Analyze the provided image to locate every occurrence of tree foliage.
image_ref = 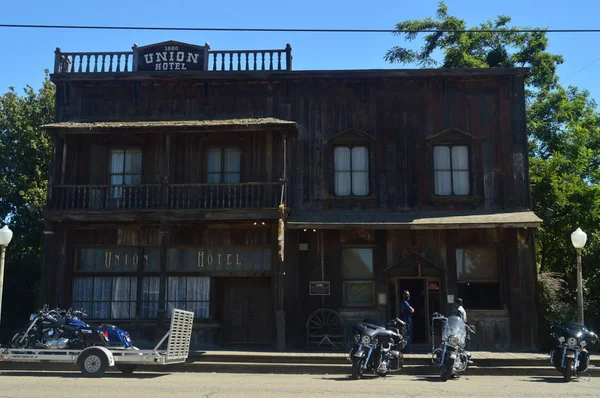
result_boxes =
[386,1,600,333]
[0,70,54,339]
[385,1,563,91]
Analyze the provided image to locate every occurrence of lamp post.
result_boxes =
[570,227,588,324]
[0,225,14,326]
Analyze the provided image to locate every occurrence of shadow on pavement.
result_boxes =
[320,375,380,382]
[0,371,169,379]
[526,376,571,383]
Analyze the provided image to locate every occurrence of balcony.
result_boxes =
[53,43,293,74]
[47,182,284,221]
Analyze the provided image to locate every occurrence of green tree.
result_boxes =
[0,70,54,339]
[386,1,600,333]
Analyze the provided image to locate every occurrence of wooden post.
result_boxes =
[60,138,68,185]
[203,42,210,71]
[285,44,292,71]
[131,44,139,72]
[54,47,62,73]
[157,220,169,332]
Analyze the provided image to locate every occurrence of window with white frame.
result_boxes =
[433,145,469,195]
[109,149,142,198]
[334,146,369,196]
[206,147,241,184]
[341,248,375,306]
[456,246,502,309]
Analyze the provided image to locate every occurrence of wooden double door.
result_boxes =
[222,278,274,344]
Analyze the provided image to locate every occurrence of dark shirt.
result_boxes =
[400,300,413,326]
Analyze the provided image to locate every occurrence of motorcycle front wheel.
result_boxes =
[10,332,31,349]
[440,358,454,382]
[562,358,574,382]
[351,357,366,380]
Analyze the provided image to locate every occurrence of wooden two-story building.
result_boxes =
[41,40,542,352]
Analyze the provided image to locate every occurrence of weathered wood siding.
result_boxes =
[54,75,530,212]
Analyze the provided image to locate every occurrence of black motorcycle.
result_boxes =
[549,321,598,381]
[349,318,407,380]
[11,305,107,349]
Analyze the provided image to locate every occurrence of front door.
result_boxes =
[223,278,273,344]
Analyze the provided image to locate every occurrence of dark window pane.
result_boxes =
[458,282,502,310]
[344,282,375,306]
[341,248,373,279]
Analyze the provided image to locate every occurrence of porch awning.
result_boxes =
[286,210,542,230]
[41,117,298,134]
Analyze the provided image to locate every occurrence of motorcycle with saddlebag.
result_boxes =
[349,318,408,380]
[549,321,597,382]
[10,305,133,350]
[431,312,475,381]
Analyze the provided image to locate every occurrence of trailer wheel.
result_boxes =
[116,364,137,375]
[78,349,108,378]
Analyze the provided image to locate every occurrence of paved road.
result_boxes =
[0,370,598,397]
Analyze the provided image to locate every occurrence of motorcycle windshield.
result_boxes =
[442,315,467,344]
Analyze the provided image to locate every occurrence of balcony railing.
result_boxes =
[51,183,284,211]
[54,44,292,74]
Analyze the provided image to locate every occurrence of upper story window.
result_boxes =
[110,149,142,198]
[206,147,241,184]
[433,145,470,195]
[334,146,369,196]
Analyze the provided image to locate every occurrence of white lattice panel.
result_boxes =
[165,308,194,363]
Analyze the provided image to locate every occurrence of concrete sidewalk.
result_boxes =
[1,349,598,376]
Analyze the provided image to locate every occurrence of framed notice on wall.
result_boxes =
[309,281,331,296]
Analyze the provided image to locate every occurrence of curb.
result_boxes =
[187,353,598,368]
[1,361,598,377]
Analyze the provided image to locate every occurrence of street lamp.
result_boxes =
[570,227,587,324]
[0,225,13,326]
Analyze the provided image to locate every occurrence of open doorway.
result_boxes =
[393,278,442,345]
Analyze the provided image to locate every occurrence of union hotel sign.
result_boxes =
[135,41,207,72]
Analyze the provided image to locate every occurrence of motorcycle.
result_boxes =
[10,305,132,350]
[549,321,598,382]
[349,318,407,380]
[65,308,133,348]
[431,312,475,381]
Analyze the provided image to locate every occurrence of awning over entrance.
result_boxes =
[286,210,542,230]
[41,117,298,134]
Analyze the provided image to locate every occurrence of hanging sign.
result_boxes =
[309,281,331,296]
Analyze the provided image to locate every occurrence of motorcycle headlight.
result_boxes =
[361,335,371,345]
[29,314,37,321]
[558,336,565,343]
[567,337,577,348]
[449,336,459,346]
[580,340,587,348]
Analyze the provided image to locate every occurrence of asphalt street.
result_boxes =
[0,371,598,397]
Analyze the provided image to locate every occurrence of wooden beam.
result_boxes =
[43,209,282,222]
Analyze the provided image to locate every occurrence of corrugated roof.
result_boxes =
[286,210,542,229]
[42,117,297,130]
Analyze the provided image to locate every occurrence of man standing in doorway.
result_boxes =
[454,297,467,323]
[400,290,414,353]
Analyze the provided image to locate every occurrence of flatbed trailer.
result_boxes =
[0,308,194,377]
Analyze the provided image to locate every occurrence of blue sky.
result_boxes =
[1,0,599,103]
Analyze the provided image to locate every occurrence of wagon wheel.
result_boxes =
[305,308,346,350]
